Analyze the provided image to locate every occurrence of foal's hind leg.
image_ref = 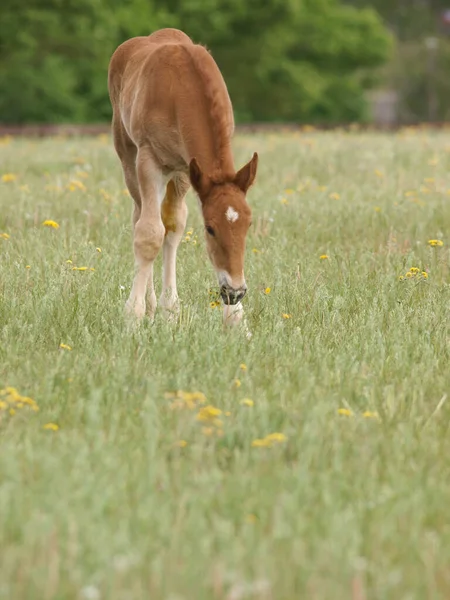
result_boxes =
[112,119,142,229]
[159,175,189,315]
[126,147,165,319]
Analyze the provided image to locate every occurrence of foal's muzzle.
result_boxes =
[220,285,247,305]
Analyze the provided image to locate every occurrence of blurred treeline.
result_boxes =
[348,0,450,123]
[0,0,448,125]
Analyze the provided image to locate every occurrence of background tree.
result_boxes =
[0,0,392,124]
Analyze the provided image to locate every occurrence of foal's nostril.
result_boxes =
[220,286,247,305]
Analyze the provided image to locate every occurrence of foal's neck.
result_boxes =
[186,134,235,182]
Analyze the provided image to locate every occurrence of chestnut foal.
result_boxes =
[108,28,258,325]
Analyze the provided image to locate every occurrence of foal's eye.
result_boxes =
[206,225,215,237]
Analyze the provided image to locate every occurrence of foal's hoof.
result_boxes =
[125,299,146,320]
[159,293,180,322]
[223,302,244,327]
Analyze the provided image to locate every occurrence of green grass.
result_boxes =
[1,129,450,599]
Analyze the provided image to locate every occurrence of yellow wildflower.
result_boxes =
[280,197,289,205]
[284,188,295,194]
[179,391,206,404]
[240,363,247,371]
[196,405,222,423]
[252,438,271,448]
[252,432,287,448]
[59,343,72,351]
[66,259,73,264]
[67,180,86,192]
[122,188,130,196]
[240,398,254,407]
[282,313,291,319]
[264,287,271,295]
[398,275,404,281]
[99,189,112,202]
[405,272,413,278]
[265,432,287,443]
[428,239,444,247]
[175,440,188,448]
[210,301,221,308]
[42,220,60,229]
[374,169,384,178]
[252,248,261,254]
[329,192,340,200]
[233,379,241,388]
[4,386,19,397]
[96,247,102,253]
[362,411,379,419]
[337,408,353,417]
[2,173,17,183]
[422,271,428,278]
[43,423,59,431]
[9,409,16,416]
[320,254,329,260]
[0,401,7,410]
[165,390,206,410]
[374,206,381,212]
[224,411,231,417]
[25,265,30,269]
[0,233,10,240]
[72,266,88,271]
[202,427,214,437]
[409,267,420,273]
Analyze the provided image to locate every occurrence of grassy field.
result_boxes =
[1,128,450,599]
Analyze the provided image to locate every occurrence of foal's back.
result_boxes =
[108,28,234,170]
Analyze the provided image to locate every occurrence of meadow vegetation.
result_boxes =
[1,129,450,599]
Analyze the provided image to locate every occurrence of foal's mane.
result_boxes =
[188,44,235,178]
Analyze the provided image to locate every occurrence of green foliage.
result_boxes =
[0,0,391,123]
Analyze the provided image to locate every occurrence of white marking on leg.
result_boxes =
[223,301,244,327]
[160,231,180,312]
[126,152,166,319]
[226,206,239,223]
[126,262,153,319]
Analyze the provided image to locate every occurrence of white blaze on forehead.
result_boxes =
[225,206,239,223]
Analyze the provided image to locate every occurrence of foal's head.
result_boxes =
[189,153,258,305]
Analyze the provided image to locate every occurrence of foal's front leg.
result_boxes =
[125,149,165,320]
[159,176,189,315]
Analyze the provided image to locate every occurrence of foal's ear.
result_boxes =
[234,152,258,193]
[189,157,210,197]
